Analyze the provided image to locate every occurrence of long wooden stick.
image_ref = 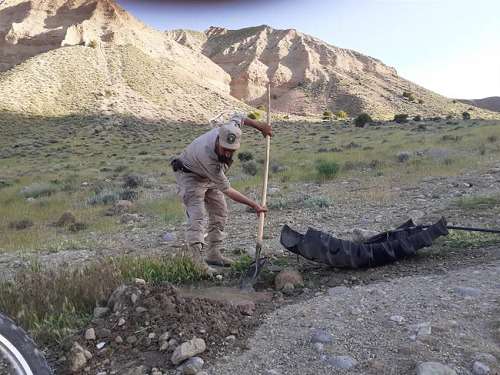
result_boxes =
[256,83,271,254]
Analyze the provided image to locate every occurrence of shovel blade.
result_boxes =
[239,257,268,291]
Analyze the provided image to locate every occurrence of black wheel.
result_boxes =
[0,313,52,375]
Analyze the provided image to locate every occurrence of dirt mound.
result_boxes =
[63,282,263,374]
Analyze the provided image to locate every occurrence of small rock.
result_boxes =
[264,371,281,375]
[472,361,490,375]
[151,368,162,375]
[416,362,457,375]
[454,287,481,297]
[327,286,350,296]
[131,293,139,304]
[313,342,324,353]
[311,329,333,344]
[134,278,146,285]
[351,228,378,243]
[237,300,255,316]
[390,315,405,323]
[325,355,358,369]
[225,335,236,342]
[126,335,138,344]
[93,306,110,319]
[96,342,106,350]
[115,336,123,344]
[472,353,497,365]
[177,356,204,375]
[135,306,147,314]
[275,268,304,291]
[69,342,91,373]
[159,332,171,342]
[171,338,206,365]
[118,318,126,326]
[84,328,96,341]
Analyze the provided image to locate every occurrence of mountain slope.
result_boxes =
[0,0,248,121]
[170,25,498,119]
[458,97,500,113]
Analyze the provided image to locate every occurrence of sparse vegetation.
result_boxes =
[402,91,416,101]
[354,113,372,127]
[394,114,409,124]
[241,160,258,176]
[462,111,471,120]
[413,115,422,121]
[315,159,340,180]
[322,110,333,121]
[335,110,348,120]
[238,151,254,162]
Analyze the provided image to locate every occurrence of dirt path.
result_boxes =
[207,259,500,375]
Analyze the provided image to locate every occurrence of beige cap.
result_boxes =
[219,122,242,150]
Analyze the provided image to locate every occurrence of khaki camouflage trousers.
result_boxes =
[174,171,228,246]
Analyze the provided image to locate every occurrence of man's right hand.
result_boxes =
[254,204,268,217]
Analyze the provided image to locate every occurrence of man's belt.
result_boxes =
[170,158,193,173]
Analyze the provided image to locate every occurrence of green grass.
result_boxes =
[455,195,500,210]
[442,230,500,249]
[0,255,205,343]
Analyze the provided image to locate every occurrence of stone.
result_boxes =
[454,287,481,297]
[472,361,490,375]
[275,268,304,291]
[178,356,204,375]
[472,353,497,365]
[159,331,171,342]
[327,286,350,296]
[237,300,256,316]
[127,335,138,344]
[118,318,126,326]
[264,371,281,375]
[311,329,333,344]
[416,362,457,375]
[84,328,96,341]
[134,278,146,285]
[115,336,123,344]
[93,306,110,319]
[69,342,92,373]
[390,315,405,323]
[96,342,106,350]
[325,355,358,369]
[55,211,77,227]
[313,342,324,352]
[171,338,207,365]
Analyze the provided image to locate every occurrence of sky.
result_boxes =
[117,0,500,99]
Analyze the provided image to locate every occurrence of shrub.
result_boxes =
[315,160,340,180]
[403,91,415,101]
[418,99,424,104]
[88,40,98,49]
[322,110,333,120]
[335,111,348,120]
[303,196,332,208]
[123,174,143,188]
[87,188,123,205]
[413,115,422,121]
[487,135,498,143]
[394,114,409,124]
[397,151,411,163]
[248,112,261,120]
[241,160,258,176]
[238,151,254,162]
[462,111,471,120]
[20,182,59,198]
[354,113,372,127]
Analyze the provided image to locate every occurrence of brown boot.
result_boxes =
[188,243,216,276]
[206,242,234,267]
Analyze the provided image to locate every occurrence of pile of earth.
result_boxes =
[59,281,268,374]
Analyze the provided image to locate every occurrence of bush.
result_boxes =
[335,111,348,120]
[241,160,258,176]
[248,111,261,120]
[403,91,416,101]
[413,115,422,121]
[123,174,143,189]
[354,113,372,127]
[238,151,254,162]
[418,99,424,104]
[315,160,340,180]
[303,196,332,208]
[322,110,333,120]
[20,182,59,199]
[462,111,471,120]
[394,114,409,124]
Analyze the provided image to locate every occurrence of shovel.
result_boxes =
[240,83,272,291]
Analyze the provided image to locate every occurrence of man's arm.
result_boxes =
[242,117,273,138]
[224,187,267,215]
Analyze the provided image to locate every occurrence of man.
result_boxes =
[171,114,272,274]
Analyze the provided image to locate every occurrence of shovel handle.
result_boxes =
[257,83,271,245]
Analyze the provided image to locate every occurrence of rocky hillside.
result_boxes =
[0,0,497,121]
[459,97,500,113]
[0,0,248,121]
[170,26,498,119]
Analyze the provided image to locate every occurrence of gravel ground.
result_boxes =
[207,259,500,375]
